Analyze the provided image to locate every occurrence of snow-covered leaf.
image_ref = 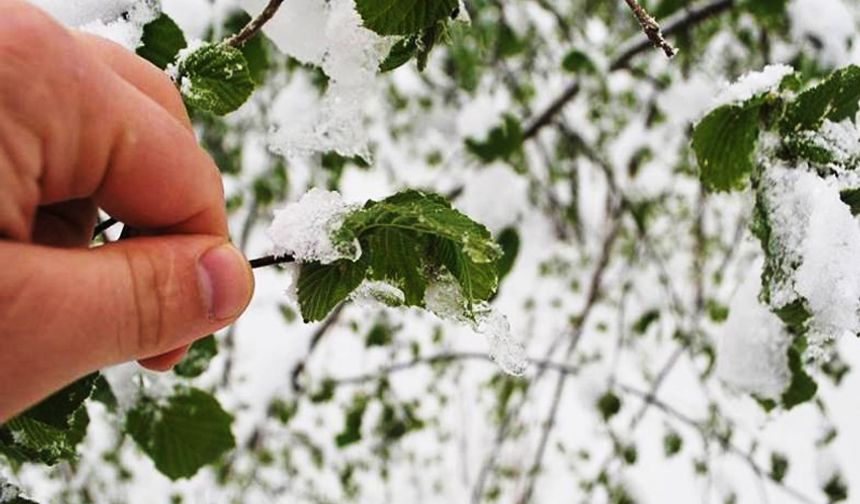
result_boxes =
[0,374,97,465]
[177,44,255,116]
[781,65,860,133]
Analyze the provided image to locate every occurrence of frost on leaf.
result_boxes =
[268,188,359,264]
[0,374,98,465]
[425,271,528,376]
[270,189,524,375]
[176,43,255,116]
[714,64,793,106]
[716,268,791,401]
[756,165,860,353]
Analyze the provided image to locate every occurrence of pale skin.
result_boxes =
[0,1,255,420]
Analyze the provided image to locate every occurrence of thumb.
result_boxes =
[0,236,253,417]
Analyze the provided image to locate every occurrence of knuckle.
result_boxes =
[0,3,70,70]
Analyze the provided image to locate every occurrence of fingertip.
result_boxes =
[198,243,255,322]
[138,345,190,371]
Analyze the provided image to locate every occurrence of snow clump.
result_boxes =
[268,188,359,264]
[714,64,793,106]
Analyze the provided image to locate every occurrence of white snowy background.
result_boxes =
[4,0,860,503]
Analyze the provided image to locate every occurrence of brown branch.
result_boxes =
[622,0,677,58]
[519,211,623,504]
[225,0,284,48]
[290,303,346,392]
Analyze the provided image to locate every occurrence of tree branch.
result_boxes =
[519,211,622,503]
[226,0,284,48]
[618,384,821,504]
[622,0,677,58]
[523,0,734,140]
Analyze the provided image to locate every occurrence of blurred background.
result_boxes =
[7,0,860,502]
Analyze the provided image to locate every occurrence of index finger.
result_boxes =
[0,3,227,237]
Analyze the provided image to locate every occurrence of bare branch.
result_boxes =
[618,384,822,504]
[290,303,347,392]
[519,212,623,503]
[523,0,735,140]
[622,0,677,58]
[225,0,284,48]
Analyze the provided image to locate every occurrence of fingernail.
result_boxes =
[198,244,253,320]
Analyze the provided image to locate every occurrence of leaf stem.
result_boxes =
[225,0,284,48]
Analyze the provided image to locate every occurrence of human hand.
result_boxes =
[0,1,254,420]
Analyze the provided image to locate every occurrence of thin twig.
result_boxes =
[225,0,284,48]
[618,384,821,504]
[519,213,622,504]
[523,0,734,140]
[324,351,583,386]
[290,303,347,392]
[92,217,118,240]
[622,0,677,58]
[249,254,294,269]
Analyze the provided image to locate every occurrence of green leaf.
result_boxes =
[693,103,761,192]
[178,43,255,116]
[663,431,683,457]
[90,374,118,411]
[740,0,788,25]
[379,36,419,73]
[562,50,596,74]
[495,227,520,284]
[335,395,368,447]
[633,309,660,334]
[823,473,849,502]
[174,335,218,378]
[223,11,270,83]
[839,188,860,215]
[0,374,97,465]
[136,13,187,70]
[297,257,370,322]
[596,391,621,421]
[366,320,394,347]
[465,115,525,164]
[295,190,501,321]
[781,65,860,133]
[363,228,427,305]
[428,236,498,303]
[126,388,235,480]
[354,0,459,36]
[770,452,789,483]
[339,190,501,264]
[781,339,817,409]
